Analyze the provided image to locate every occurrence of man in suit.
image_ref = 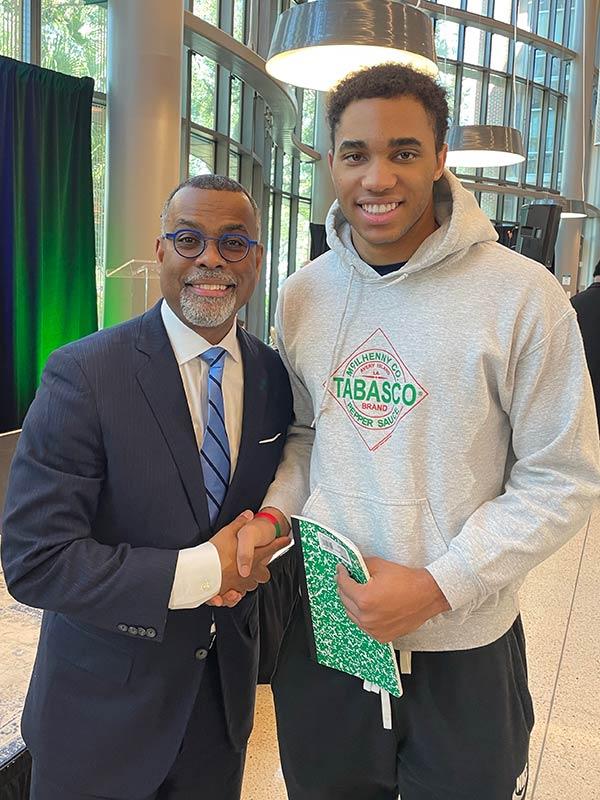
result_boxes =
[1,174,293,800]
[572,258,600,432]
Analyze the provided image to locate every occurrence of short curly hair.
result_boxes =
[326,64,449,153]
[161,174,260,234]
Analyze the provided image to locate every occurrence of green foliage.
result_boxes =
[40,0,107,92]
[0,0,22,59]
[194,0,219,26]
[191,53,216,128]
[301,89,316,146]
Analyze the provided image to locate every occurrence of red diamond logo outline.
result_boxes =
[325,328,428,452]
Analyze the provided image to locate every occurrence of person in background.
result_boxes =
[236,64,600,800]
[571,258,600,432]
[1,174,292,800]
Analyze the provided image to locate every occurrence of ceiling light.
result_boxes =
[560,199,588,219]
[446,125,525,168]
[266,0,438,92]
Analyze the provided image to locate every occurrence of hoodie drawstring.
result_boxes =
[311,268,355,428]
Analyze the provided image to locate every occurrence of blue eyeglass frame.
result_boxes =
[162,228,259,261]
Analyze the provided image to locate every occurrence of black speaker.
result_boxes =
[309,223,329,260]
[516,203,561,271]
[493,223,519,250]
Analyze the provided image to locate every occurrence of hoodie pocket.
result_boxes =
[302,484,449,568]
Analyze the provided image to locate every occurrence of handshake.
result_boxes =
[207,508,291,608]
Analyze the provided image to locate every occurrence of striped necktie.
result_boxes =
[200,347,231,526]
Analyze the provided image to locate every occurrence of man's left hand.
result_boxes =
[336,557,451,643]
[207,589,245,608]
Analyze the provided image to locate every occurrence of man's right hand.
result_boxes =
[210,510,291,596]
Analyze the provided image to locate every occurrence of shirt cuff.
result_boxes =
[168,541,222,610]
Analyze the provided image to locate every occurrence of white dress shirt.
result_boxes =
[161,300,245,609]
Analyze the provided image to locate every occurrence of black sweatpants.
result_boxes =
[272,600,534,800]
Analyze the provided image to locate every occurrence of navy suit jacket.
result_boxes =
[1,302,292,797]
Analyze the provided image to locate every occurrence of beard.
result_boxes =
[179,267,238,328]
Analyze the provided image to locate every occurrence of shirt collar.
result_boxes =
[160,299,241,367]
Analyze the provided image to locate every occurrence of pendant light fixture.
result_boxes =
[560,199,587,219]
[446,4,525,169]
[445,124,525,167]
[265,0,438,92]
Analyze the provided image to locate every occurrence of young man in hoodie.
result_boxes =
[237,64,600,799]
[571,259,600,432]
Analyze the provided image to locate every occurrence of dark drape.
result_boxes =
[0,56,97,431]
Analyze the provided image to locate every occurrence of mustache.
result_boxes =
[183,268,238,286]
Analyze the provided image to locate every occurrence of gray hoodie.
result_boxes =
[264,170,600,652]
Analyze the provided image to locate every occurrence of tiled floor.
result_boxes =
[241,508,600,800]
[2,510,599,798]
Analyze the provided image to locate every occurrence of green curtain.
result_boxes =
[0,56,98,431]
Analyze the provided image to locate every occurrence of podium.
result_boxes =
[104,259,161,324]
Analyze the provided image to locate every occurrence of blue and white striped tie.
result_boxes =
[200,347,231,526]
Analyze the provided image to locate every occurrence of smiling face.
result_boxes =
[156,187,263,343]
[328,95,447,265]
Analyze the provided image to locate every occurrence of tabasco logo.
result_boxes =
[327,328,428,451]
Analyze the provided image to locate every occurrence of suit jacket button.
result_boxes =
[118,624,128,633]
[146,628,157,639]
[137,627,146,636]
[128,626,138,635]
[195,648,208,661]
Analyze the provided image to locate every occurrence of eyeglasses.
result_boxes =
[162,229,259,263]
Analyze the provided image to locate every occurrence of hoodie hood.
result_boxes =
[325,169,498,283]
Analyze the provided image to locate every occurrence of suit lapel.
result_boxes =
[215,326,267,528]
[135,304,210,531]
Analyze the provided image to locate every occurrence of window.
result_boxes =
[537,0,551,38]
[233,0,245,42]
[301,89,316,146]
[526,87,543,185]
[479,192,498,220]
[459,68,483,125]
[41,0,107,92]
[533,50,546,84]
[229,75,242,141]
[464,27,487,66]
[193,0,219,26]
[189,134,215,175]
[91,103,106,314]
[543,95,557,185]
[297,200,311,268]
[435,19,460,61]
[438,63,457,120]
[490,34,509,72]
[0,0,22,59]
[487,74,506,125]
[191,54,217,129]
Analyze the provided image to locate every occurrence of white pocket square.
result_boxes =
[258,432,282,444]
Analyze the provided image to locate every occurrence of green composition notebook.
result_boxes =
[292,515,402,698]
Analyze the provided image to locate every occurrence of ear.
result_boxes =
[254,243,264,277]
[327,149,334,175]
[434,144,448,181]
[155,237,164,264]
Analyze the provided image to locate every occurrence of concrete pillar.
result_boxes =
[103,0,184,327]
[311,90,337,224]
[554,0,596,296]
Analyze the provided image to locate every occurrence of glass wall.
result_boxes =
[432,0,574,223]
[186,0,317,339]
[1,0,589,322]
